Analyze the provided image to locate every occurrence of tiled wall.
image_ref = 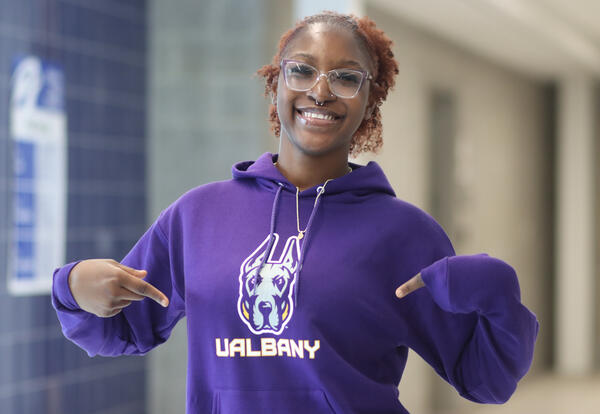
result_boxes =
[0,1,148,413]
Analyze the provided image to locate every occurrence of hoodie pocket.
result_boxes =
[212,389,337,414]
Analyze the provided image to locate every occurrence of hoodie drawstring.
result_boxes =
[254,182,284,293]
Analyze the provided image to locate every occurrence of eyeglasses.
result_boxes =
[280,59,373,99]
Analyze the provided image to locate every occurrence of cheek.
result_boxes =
[276,79,301,129]
[349,99,369,128]
[275,76,289,106]
[276,99,291,133]
[275,78,287,114]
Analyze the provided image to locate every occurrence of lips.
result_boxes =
[295,107,344,127]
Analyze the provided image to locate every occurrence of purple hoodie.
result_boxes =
[52,152,539,413]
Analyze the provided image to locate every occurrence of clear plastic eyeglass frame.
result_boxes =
[280,59,373,99]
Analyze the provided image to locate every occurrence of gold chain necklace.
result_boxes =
[273,161,352,239]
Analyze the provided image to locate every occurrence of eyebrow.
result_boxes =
[288,53,365,70]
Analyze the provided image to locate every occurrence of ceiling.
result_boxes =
[370,0,600,80]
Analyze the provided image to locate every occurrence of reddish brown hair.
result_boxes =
[256,11,399,156]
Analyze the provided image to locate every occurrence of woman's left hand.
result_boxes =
[395,272,424,299]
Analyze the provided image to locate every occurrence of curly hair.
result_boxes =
[256,11,399,156]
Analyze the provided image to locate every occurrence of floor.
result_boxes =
[438,374,600,414]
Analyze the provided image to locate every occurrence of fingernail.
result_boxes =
[396,288,404,298]
[161,299,168,307]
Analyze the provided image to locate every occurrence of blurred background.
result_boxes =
[0,0,598,413]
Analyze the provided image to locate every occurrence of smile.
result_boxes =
[295,108,343,126]
[301,111,336,120]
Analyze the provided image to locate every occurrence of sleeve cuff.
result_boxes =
[421,253,520,315]
[420,255,454,312]
[51,261,83,311]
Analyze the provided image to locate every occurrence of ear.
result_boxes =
[243,234,278,273]
[281,237,300,274]
[364,104,374,121]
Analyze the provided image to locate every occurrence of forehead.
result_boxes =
[262,264,290,279]
[283,23,373,71]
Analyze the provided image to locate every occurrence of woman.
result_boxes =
[52,11,539,414]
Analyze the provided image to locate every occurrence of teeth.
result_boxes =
[302,111,335,121]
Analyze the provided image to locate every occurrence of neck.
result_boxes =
[275,147,351,192]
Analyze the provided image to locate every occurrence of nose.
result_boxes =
[258,301,272,318]
[308,74,335,103]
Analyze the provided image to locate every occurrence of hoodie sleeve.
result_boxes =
[402,224,539,404]
[51,208,186,357]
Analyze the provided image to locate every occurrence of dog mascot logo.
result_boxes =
[237,234,300,335]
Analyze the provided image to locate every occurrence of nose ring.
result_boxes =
[312,74,335,103]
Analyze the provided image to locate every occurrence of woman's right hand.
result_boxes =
[68,259,169,318]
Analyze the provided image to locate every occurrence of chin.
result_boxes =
[279,120,353,157]
[291,134,349,157]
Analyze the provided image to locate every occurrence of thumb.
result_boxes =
[114,262,147,278]
[396,273,424,299]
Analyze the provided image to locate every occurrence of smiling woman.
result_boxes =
[51,10,539,414]
[259,12,398,157]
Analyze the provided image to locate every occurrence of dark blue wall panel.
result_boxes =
[0,1,148,413]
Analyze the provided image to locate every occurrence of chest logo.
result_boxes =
[237,234,300,335]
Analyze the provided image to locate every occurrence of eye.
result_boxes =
[287,63,314,78]
[246,275,258,293]
[333,70,361,85]
[273,276,286,292]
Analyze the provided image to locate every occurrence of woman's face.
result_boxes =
[276,23,373,157]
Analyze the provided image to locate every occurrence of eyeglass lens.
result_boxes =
[284,61,364,98]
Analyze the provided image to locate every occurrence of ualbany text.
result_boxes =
[215,337,320,359]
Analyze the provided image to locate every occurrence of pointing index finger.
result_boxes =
[120,273,169,307]
[396,272,425,299]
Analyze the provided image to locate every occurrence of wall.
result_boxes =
[355,4,552,413]
[596,88,600,369]
[0,1,148,413]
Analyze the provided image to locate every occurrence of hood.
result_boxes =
[232,152,396,200]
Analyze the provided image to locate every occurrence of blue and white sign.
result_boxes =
[8,55,67,295]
